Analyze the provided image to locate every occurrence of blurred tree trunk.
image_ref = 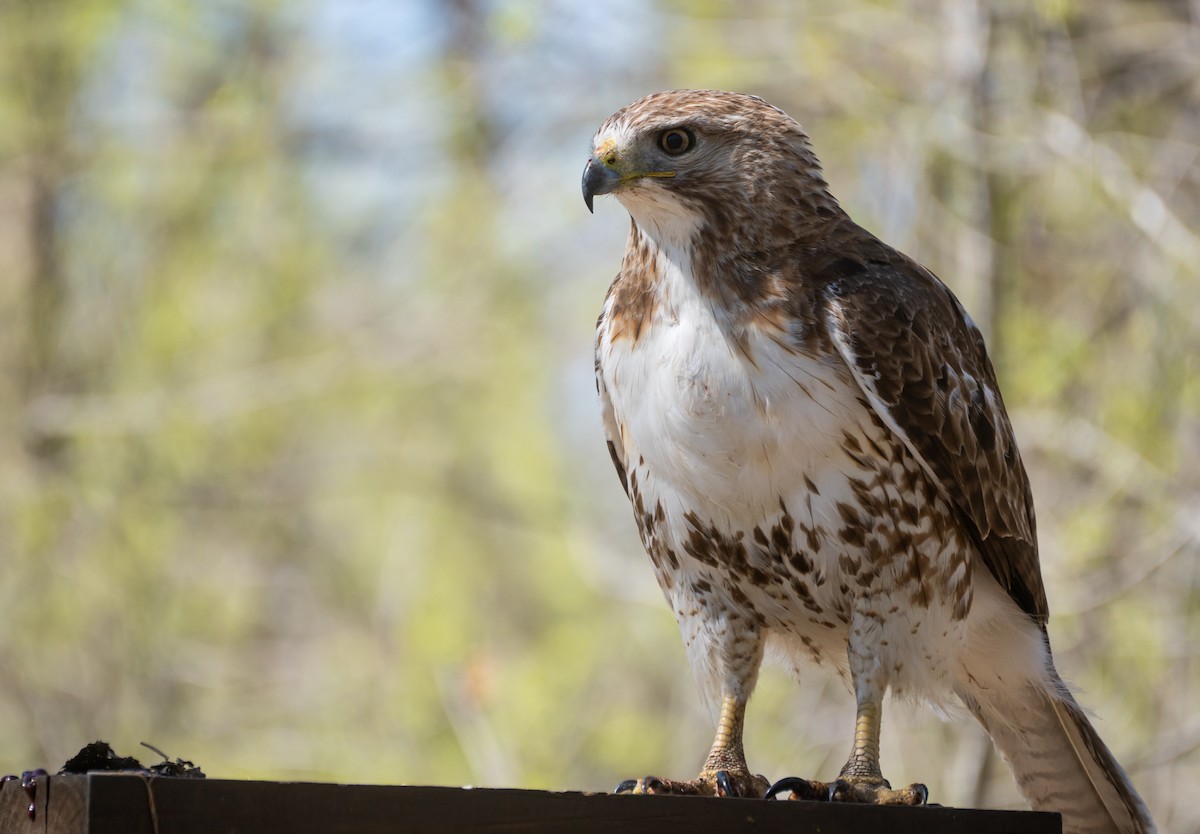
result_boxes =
[974,0,1024,384]
[7,2,96,461]
[444,0,494,168]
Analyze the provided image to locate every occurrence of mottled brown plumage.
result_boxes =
[585,90,1153,833]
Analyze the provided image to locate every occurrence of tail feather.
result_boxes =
[960,674,1155,834]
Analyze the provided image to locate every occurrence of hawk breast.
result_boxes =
[597,254,974,701]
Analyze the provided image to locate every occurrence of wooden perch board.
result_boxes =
[0,773,1061,833]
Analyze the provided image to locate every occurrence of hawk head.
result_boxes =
[583,89,838,249]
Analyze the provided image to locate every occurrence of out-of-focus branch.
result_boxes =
[1041,111,1200,288]
[1015,408,1199,614]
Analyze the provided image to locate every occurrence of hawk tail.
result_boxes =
[959,671,1155,834]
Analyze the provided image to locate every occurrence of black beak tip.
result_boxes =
[582,162,596,213]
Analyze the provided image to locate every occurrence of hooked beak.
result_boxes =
[582,154,621,214]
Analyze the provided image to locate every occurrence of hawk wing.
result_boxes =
[596,282,629,498]
[816,245,1049,625]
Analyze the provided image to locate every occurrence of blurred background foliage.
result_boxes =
[1,0,1197,829]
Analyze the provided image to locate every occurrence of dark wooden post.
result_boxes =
[1,774,1061,833]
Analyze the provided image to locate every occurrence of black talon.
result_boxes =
[614,779,638,794]
[912,783,929,805]
[828,779,850,802]
[715,770,733,797]
[766,776,820,801]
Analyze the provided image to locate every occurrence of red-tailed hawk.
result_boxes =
[583,89,1154,834]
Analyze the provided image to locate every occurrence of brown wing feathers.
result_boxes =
[815,233,1049,625]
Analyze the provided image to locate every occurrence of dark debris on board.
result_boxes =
[2,741,205,822]
[59,740,206,778]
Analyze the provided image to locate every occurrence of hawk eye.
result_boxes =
[658,128,694,155]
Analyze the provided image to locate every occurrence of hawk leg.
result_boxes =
[767,656,927,806]
[615,694,770,798]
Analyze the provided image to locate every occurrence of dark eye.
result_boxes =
[658,128,694,155]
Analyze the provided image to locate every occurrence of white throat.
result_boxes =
[618,187,706,252]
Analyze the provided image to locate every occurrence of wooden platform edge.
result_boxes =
[0,774,1062,834]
